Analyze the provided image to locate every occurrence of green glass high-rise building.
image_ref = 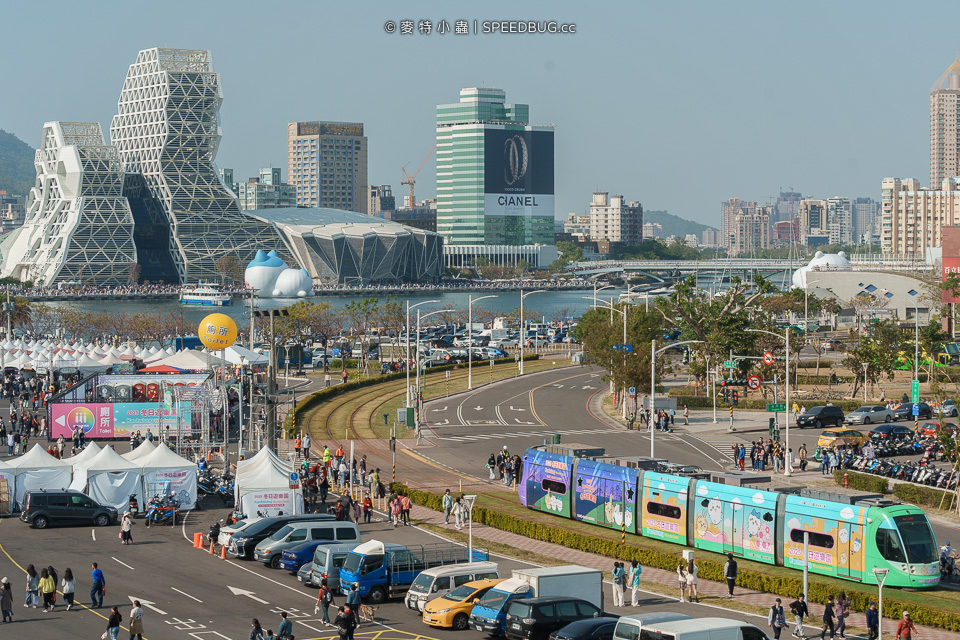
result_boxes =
[436,87,555,246]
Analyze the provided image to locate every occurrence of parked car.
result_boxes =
[278,540,326,573]
[816,428,869,449]
[227,514,337,560]
[934,399,959,417]
[254,521,360,569]
[823,339,845,352]
[868,424,915,439]
[19,490,118,529]
[844,405,894,425]
[796,405,845,429]
[297,561,315,587]
[422,578,505,630]
[918,421,958,437]
[549,617,621,640]
[505,597,603,640]
[892,402,933,421]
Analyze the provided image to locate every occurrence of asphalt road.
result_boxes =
[0,502,798,640]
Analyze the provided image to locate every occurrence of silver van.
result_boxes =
[614,613,691,640]
[633,618,769,640]
[254,521,360,569]
[309,542,361,590]
[405,561,500,611]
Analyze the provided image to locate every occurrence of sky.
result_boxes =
[1,0,956,227]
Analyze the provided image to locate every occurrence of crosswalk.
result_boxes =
[431,427,613,443]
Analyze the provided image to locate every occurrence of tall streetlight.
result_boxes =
[906,292,920,382]
[746,327,791,476]
[406,300,438,410]
[416,308,456,421]
[519,289,548,375]
[650,339,703,457]
[803,278,822,339]
[591,302,629,418]
[464,494,477,561]
[468,295,498,390]
[593,284,615,308]
[873,568,889,640]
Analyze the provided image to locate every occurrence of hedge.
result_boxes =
[669,394,863,413]
[832,469,889,494]
[892,481,959,512]
[389,482,960,631]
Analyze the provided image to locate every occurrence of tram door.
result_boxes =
[723,501,745,555]
[836,522,853,579]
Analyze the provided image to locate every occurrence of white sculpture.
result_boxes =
[244,250,315,298]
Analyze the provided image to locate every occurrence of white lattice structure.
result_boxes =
[0,122,137,285]
[110,48,289,282]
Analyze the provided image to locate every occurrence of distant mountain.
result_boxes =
[644,210,716,239]
[0,129,36,197]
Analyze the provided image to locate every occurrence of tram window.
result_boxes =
[875,528,907,564]
[894,515,937,564]
[542,479,567,494]
[646,501,682,519]
[790,529,834,549]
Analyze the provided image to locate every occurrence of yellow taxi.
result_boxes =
[422,578,504,630]
[816,427,869,448]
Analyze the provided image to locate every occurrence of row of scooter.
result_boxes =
[833,436,958,490]
[197,466,235,508]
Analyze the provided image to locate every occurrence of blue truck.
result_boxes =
[338,539,488,604]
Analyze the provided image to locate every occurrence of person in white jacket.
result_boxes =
[61,568,76,610]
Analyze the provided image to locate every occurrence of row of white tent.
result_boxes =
[0,441,197,514]
[234,446,305,517]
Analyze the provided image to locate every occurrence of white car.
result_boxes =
[844,405,895,425]
[218,517,262,548]
[934,400,959,417]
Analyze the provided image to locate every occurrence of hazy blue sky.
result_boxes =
[3,0,956,227]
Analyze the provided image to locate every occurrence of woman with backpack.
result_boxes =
[768,598,787,640]
[676,563,688,603]
[835,592,850,638]
[390,496,402,527]
[249,618,265,640]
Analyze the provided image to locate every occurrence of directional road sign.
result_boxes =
[762,352,775,366]
[912,380,920,404]
[746,375,762,390]
[767,403,786,412]
[723,360,737,369]
[628,387,636,395]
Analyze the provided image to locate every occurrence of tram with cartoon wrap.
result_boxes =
[519,447,940,588]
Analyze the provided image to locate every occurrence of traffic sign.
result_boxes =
[762,352,775,366]
[912,403,920,416]
[767,403,785,412]
[289,471,299,489]
[628,387,636,395]
[911,380,920,404]
[746,376,762,390]
[723,360,736,369]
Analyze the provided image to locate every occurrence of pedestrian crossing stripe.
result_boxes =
[433,428,612,443]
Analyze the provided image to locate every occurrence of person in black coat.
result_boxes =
[865,603,879,640]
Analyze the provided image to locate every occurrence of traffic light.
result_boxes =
[732,390,739,405]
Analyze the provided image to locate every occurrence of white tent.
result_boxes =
[98,353,125,366]
[7,444,72,507]
[237,445,293,473]
[122,440,156,462]
[66,442,102,471]
[72,446,144,511]
[75,354,110,372]
[235,459,303,517]
[0,457,15,514]
[213,345,269,366]
[152,350,224,371]
[138,443,197,509]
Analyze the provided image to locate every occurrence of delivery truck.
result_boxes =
[468,565,603,636]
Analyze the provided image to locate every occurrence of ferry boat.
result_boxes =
[179,282,233,306]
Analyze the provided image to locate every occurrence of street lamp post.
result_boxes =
[464,494,477,561]
[873,568,889,640]
[519,289,548,375]
[406,300,438,410]
[591,302,629,418]
[238,355,245,458]
[650,339,703,457]
[593,283,614,308]
[252,308,289,453]
[468,295,498,390]
[907,293,919,382]
[863,362,869,403]
[416,308,456,426]
[803,278,821,340]
[746,327,791,476]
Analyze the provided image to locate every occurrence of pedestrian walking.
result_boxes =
[341,369,348,385]
[865,603,879,640]
[316,578,334,625]
[676,563,688,603]
[611,562,625,607]
[683,405,690,425]
[401,493,411,525]
[686,558,699,602]
[24,564,39,608]
[487,453,496,480]
[130,600,144,640]
[1,577,13,622]
[503,456,514,486]
[277,611,293,640]
[790,594,809,638]
[90,562,105,608]
[442,489,454,524]
[346,584,361,629]
[723,553,737,597]
[390,496,401,527]
[820,596,836,639]
[669,408,676,425]
[325,373,331,387]
[799,444,808,472]
[629,560,642,606]
[453,496,465,530]
[362,494,372,523]
[835,592,850,638]
[39,567,55,611]
[294,436,302,459]
[249,618,265,640]
[61,568,76,610]
[336,605,357,640]
[303,434,311,459]
[120,511,135,544]
[106,605,122,640]
[896,611,919,640]
[769,598,787,640]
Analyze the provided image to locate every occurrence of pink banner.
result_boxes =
[50,403,114,438]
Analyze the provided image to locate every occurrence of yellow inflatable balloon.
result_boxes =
[198,313,238,350]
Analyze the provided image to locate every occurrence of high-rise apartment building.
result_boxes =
[772,219,800,248]
[798,199,827,244]
[237,168,296,210]
[701,228,719,247]
[287,121,368,213]
[562,212,591,240]
[731,210,770,256]
[436,87,554,245]
[881,176,960,258]
[774,190,802,225]
[642,222,663,239]
[931,59,960,188]
[853,197,880,243]
[720,198,756,248]
[588,192,642,244]
[826,196,853,245]
[368,185,396,217]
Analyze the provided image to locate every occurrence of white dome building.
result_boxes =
[791,251,852,289]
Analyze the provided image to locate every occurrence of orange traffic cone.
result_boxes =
[208,541,215,555]
[220,545,227,560]
[193,532,203,548]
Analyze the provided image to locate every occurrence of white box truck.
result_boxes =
[469,565,603,636]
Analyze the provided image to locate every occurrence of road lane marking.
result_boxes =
[172,586,203,602]
[91,529,96,541]
[228,585,269,604]
[112,556,135,570]
[128,595,168,615]
[509,406,526,411]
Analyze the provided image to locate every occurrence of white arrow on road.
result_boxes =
[473,406,483,411]
[128,596,167,615]
[508,406,526,412]
[228,586,269,605]
[434,419,450,426]
[514,418,537,425]
[430,406,448,412]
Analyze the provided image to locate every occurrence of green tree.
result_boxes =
[841,320,903,398]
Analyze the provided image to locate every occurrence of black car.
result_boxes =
[549,616,620,640]
[869,424,915,439]
[795,405,844,429]
[19,490,118,529]
[505,597,602,640]
[228,514,336,559]
[892,402,932,421]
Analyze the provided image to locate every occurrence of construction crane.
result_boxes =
[401,144,436,209]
